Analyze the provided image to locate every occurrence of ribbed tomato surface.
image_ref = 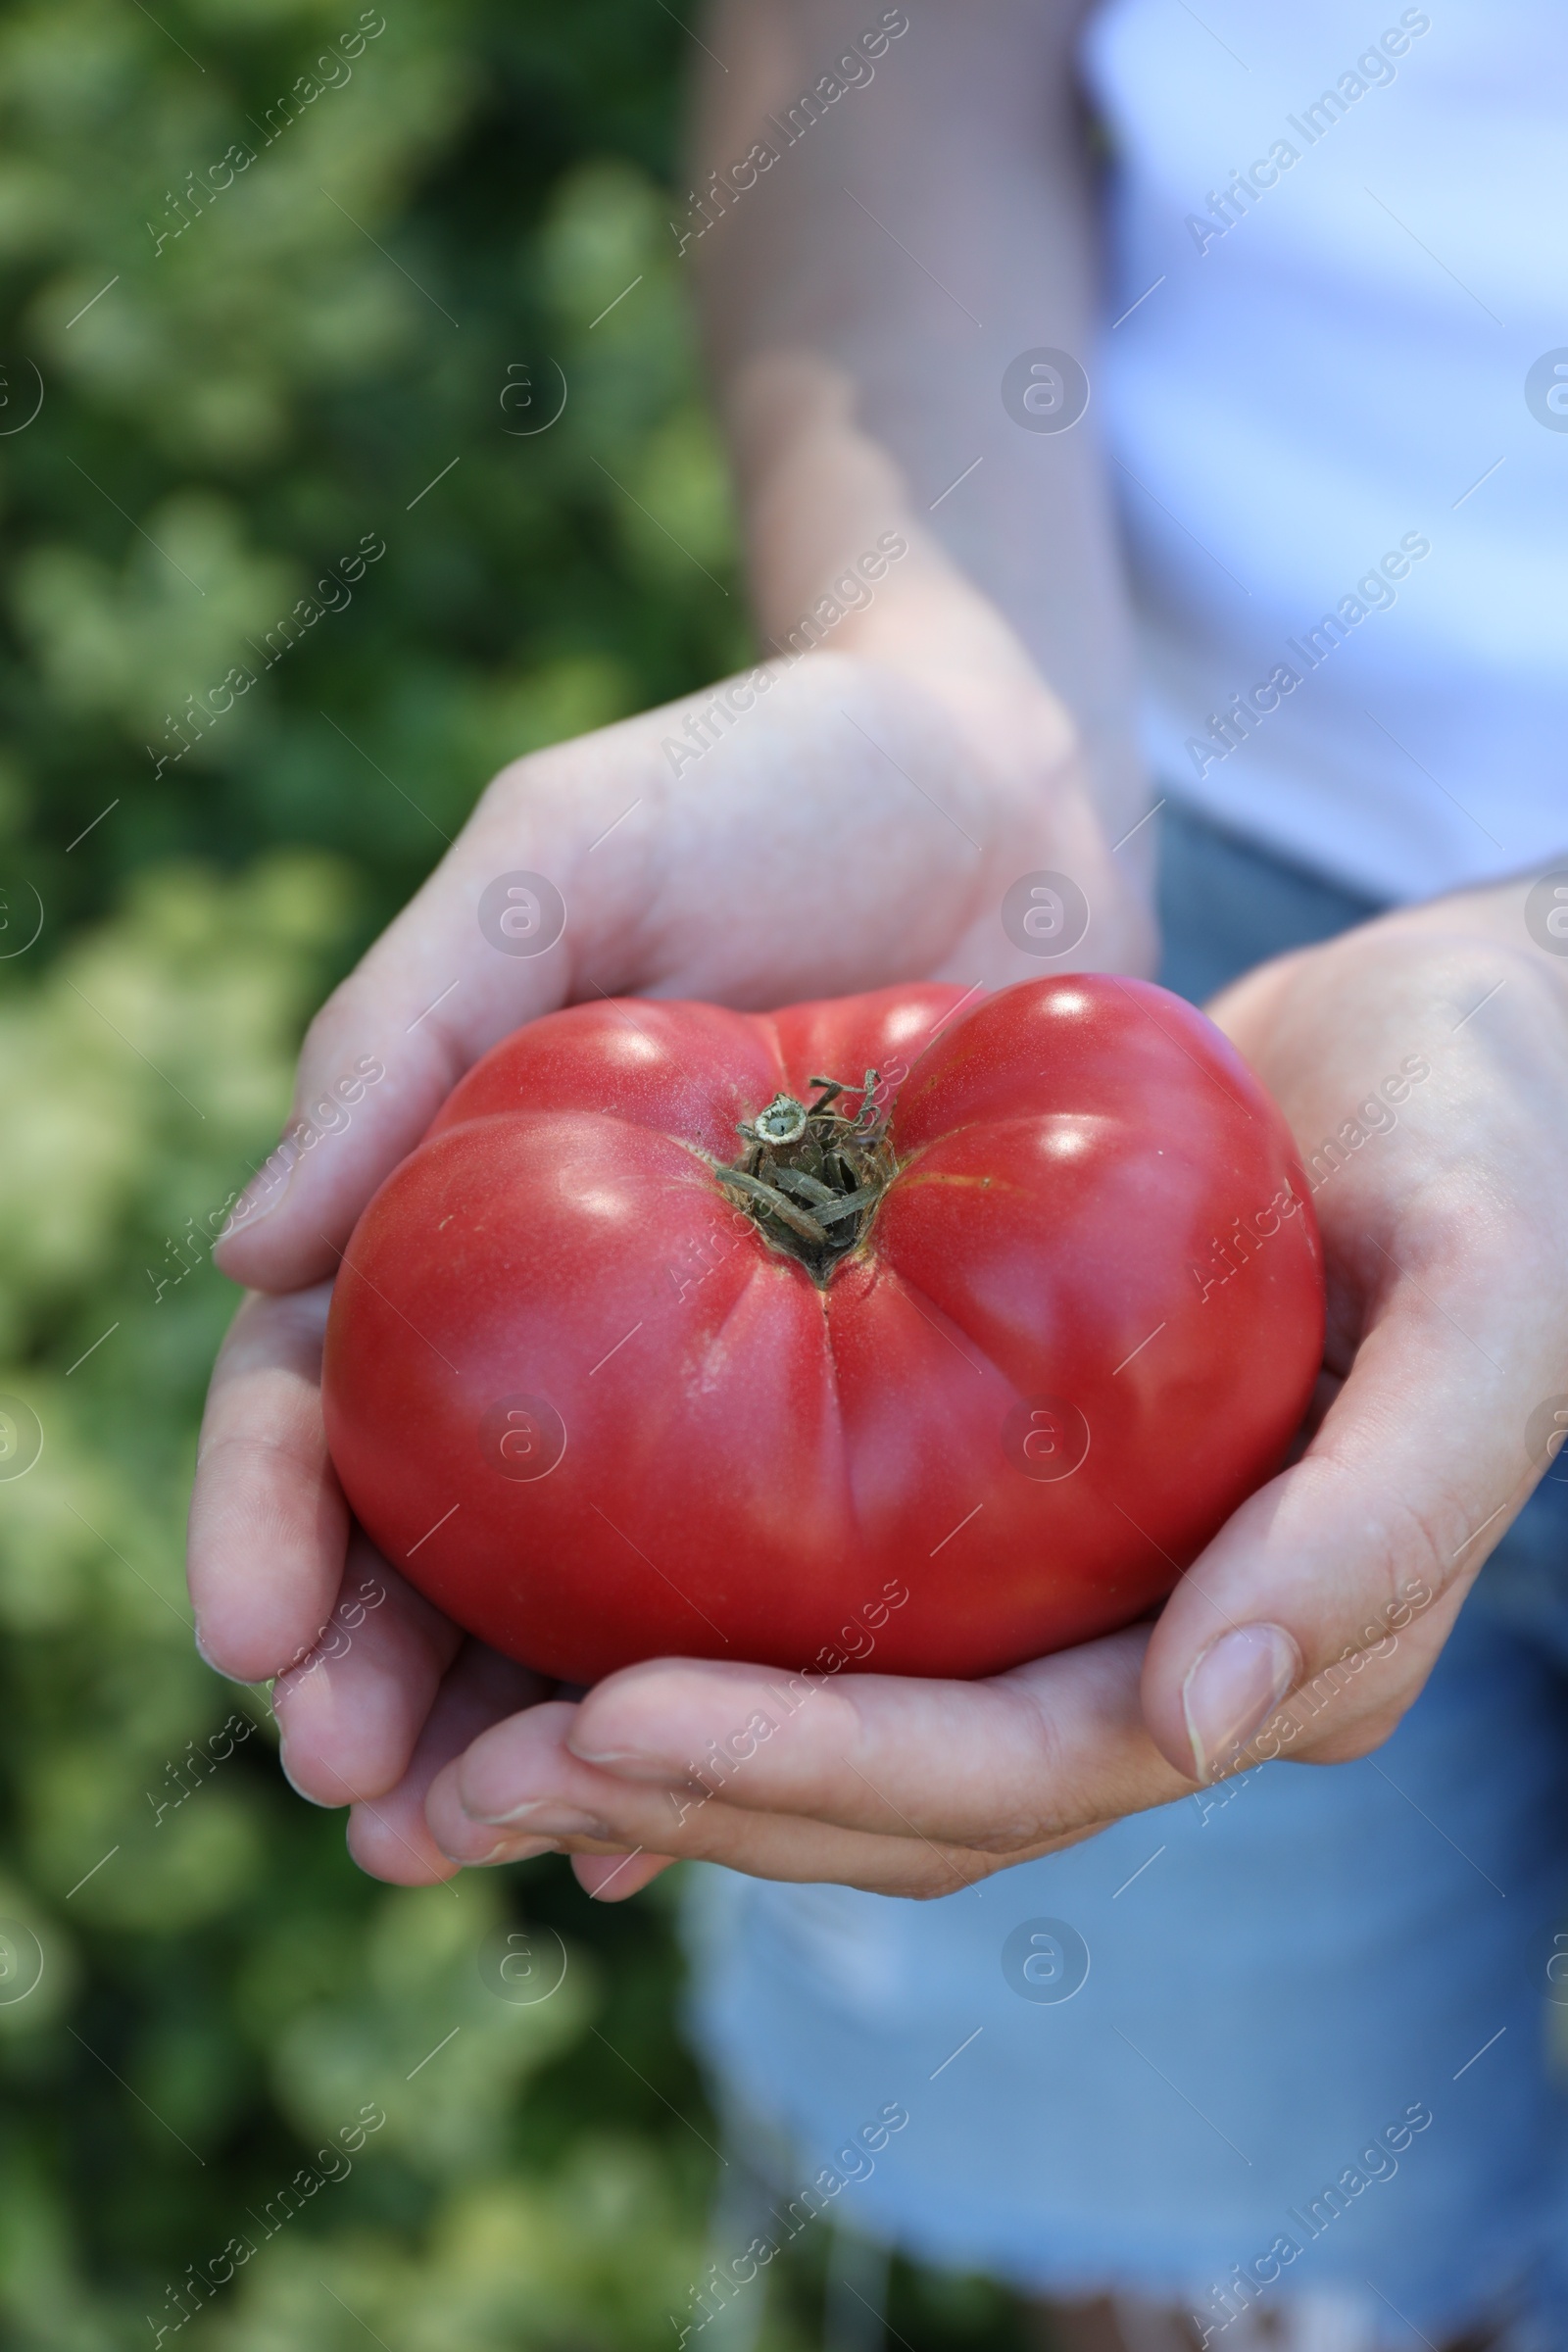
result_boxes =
[321,976,1324,1682]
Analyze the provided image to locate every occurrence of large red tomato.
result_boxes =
[321,977,1323,1684]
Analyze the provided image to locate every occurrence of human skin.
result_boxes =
[189,0,1568,1896]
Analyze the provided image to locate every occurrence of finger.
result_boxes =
[211,836,564,1296]
[1142,1213,1559,1784]
[427,1702,593,1861]
[187,1285,348,1682]
[270,1537,469,1804]
[570,1853,674,1901]
[209,690,738,1297]
[436,1684,1117,1893]
[508,1629,1195,1849]
[345,1640,542,1884]
[556,1797,1101,1898]
[428,1695,984,1890]
[424,1702,705,1883]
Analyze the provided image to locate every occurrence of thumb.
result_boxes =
[1140,1248,1543,1782]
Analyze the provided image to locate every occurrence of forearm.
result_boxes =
[688,0,1145,841]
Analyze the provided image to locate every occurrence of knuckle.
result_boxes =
[1378,1478,1473,1606]
[1320,1707,1409,1763]
[973,1687,1076,1846]
[297,988,354,1074]
[1396,1166,1526,1279]
[879,1851,990,1900]
[960,1816,1053,1857]
[475,743,568,824]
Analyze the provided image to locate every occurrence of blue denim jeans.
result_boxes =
[682,803,1568,2347]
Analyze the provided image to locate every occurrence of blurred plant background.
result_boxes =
[0,1,1030,2344]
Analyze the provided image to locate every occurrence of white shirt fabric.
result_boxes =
[1079,0,1568,903]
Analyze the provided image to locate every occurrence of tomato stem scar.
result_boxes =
[716,1069,899,1283]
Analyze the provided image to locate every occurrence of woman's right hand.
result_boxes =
[187,640,1152,1879]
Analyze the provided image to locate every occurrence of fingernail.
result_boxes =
[1182,1623,1300,1783]
[565,1735,687,1780]
[463,1796,612,1838]
[445,1835,560,1866]
[216,1134,299,1245]
[566,1742,666,1773]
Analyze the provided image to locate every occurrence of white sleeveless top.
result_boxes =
[1078,0,1568,902]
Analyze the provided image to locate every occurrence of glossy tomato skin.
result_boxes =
[321,978,1324,1683]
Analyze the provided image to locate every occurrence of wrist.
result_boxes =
[728,349,1072,748]
[768,642,1082,831]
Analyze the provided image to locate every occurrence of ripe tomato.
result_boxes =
[321,977,1323,1683]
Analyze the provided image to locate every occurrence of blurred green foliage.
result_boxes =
[0,2,1028,2344]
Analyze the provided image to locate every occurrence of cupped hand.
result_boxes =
[188,643,1150,1885]
[200,898,1568,1898]
[208,647,1143,1303]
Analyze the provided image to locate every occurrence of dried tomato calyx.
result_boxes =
[715,1071,898,1283]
